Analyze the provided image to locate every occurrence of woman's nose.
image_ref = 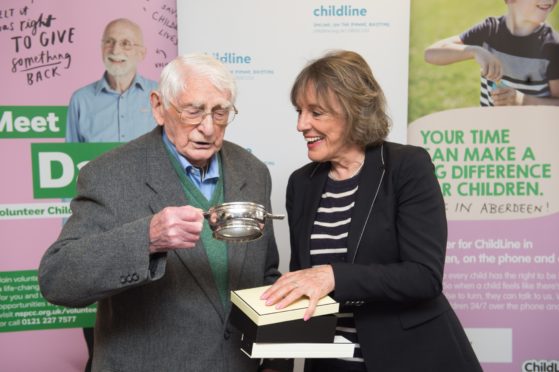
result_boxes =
[296,112,310,132]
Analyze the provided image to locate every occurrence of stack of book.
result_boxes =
[229,285,355,358]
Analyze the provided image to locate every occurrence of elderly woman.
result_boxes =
[262,50,482,372]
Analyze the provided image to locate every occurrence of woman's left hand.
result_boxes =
[260,265,335,321]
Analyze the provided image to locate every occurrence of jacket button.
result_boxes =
[132,273,139,281]
[120,276,126,284]
[224,330,231,340]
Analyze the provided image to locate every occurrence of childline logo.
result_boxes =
[0,106,66,138]
[313,5,367,17]
[31,142,121,199]
[522,360,559,372]
[210,52,252,64]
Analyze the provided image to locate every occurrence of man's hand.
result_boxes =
[260,265,335,321]
[148,206,204,253]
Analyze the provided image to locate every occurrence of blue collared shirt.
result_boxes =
[162,130,219,200]
[65,73,158,143]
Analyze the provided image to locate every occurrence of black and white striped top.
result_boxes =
[310,172,364,365]
[460,16,559,106]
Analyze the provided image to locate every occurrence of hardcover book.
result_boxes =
[230,285,339,326]
[230,304,337,343]
[240,335,355,359]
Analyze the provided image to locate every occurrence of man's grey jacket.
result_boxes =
[39,127,282,372]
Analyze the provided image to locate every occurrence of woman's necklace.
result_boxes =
[329,161,364,181]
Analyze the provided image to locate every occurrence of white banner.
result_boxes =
[177,0,410,271]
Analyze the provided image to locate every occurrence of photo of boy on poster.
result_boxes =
[423,0,559,107]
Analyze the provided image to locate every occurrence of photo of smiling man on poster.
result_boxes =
[65,18,158,144]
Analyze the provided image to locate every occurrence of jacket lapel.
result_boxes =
[142,128,184,212]
[144,128,226,319]
[219,143,249,291]
[346,144,385,263]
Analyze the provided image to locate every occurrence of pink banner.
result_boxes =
[408,107,559,370]
[0,1,177,371]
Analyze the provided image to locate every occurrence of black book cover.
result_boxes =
[230,303,337,344]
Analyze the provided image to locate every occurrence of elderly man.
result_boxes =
[40,53,287,372]
[65,18,157,143]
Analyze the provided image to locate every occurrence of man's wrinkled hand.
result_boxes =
[148,205,204,253]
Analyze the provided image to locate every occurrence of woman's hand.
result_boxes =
[260,265,335,321]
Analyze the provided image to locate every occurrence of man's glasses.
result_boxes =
[168,101,237,127]
[102,38,143,51]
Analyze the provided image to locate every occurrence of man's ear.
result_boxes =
[138,46,147,61]
[150,91,165,126]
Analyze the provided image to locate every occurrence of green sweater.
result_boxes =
[165,150,229,307]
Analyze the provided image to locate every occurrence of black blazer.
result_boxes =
[286,141,482,371]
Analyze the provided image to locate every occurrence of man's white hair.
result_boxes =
[158,53,237,107]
